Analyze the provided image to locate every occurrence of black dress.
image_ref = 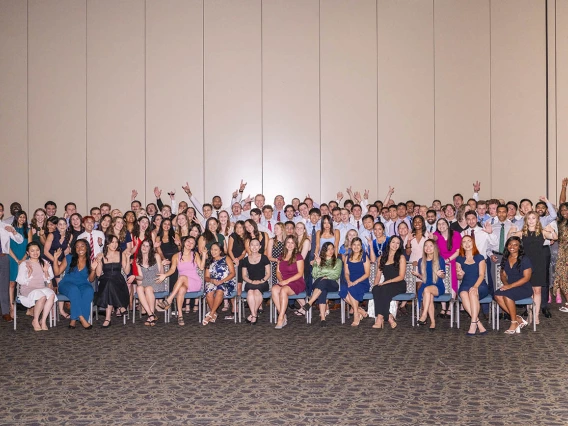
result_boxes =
[160,239,179,291]
[371,263,406,319]
[522,232,550,287]
[242,255,270,293]
[96,260,130,309]
[229,233,246,283]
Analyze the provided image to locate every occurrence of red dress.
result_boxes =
[130,236,143,277]
[278,253,306,295]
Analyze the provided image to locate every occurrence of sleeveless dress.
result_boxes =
[229,233,246,283]
[339,253,370,302]
[277,253,306,295]
[417,258,446,303]
[31,227,45,256]
[271,239,284,285]
[50,230,69,262]
[435,231,462,294]
[372,237,389,259]
[205,256,236,296]
[177,252,202,292]
[96,259,130,308]
[553,221,568,295]
[138,263,163,292]
[522,231,550,287]
[457,254,489,299]
[160,238,179,291]
[495,256,533,301]
[318,234,335,250]
[9,227,27,281]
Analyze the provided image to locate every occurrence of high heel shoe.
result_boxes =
[417,319,427,326]
[102,319,112,328]
[250,316,257,325]
[466,320,478,336]
[389,320,397,329]
[504,320,520,334]
[372,320,384,329]
[517,315,528,328]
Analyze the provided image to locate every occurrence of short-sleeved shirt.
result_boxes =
[502,255,532,285]
[242,254,270,281]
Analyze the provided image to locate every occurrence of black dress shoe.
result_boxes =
[542,307,552,318]
[320,319,327,327]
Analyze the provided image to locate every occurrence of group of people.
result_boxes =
[1,177,566,335]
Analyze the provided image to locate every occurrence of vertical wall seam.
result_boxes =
[545,0,549,198]
[144,0,147,206]
[26,0,30,210]
[85,0,88,209]
[260,0,263,196]
[555,0,558,200]
[202,0,205,200]
[432,0,436,202]
[318,0,322,201]
[376,0,379,199]
[489,0,492,198]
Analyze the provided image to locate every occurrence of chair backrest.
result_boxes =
[404,263,416,293]
[494,264,503,290]
[442,264,452,294]
[369,262,377,286]
[197,267,205,291]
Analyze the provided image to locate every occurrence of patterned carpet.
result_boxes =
[2,302,568,426]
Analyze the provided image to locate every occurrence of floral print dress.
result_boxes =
[205,256,236,296]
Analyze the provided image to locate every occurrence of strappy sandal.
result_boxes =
[145,314,156,327]
[202,312,212,326]
[210,313,218,323]
[156,299,171,311]
[177,315,185,326]
[115,307,127,318]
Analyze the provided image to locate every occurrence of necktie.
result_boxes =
[357,220,360,230]
[268,221,272,232]
[499,224,505,253]
[277,211,281,222]
[216,211,219,218]
[491,217,495,225]
[310,226,316,258]
[471,228,475,238]
[89,233,95,261]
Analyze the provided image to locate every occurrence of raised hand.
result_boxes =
[539,195,549,203]
[239,179,247,192]
[54,248,62,259]
[483,221,493,234]
[354,192,362,203]
[182,182,192,196]
[232,189,239,199]
[131,189,138,201]
[4,225,15,233]
[168,190,176,200]
[456,263,464,279]
[244,194,252,204]
[473,181,481,193]
[337,191,344,200]
[563,177,568,188]
[387,186,395,195]
[363,189,369,200]
[154,186,162,198]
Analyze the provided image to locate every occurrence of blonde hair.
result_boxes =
[274,222,285,241]
[295,222,309,251]
[420,239,441,282]
[521,211,542,237]
[344,229,358,250]
[175,213,190,238]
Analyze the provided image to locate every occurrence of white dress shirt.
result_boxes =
[461,226,498,259]
[358,227,375,251]
[488,219,513,254]
[256,223,274,239]
[0,222,24,254]
[77,230,106,257]
[337,222,356,247]
[350,216,364,231]
[294,216,308,225]
[189,193,241,220]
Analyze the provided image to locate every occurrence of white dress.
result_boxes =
[16,261,57,308]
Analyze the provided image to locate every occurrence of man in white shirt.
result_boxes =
[77,216,105,258]
[2,202,22,225]
[0,221,24,321]
[331,207,341,228]
[358,215,375,253]
[250,208,274,238]
[506,201,523,225]
[384,205,398,237]
[461,211,498,260]
[294,203,310,225]
[261,205,276,233]
[336,208,356,245]
[182,181,244,220]
[230,202,249,223]
[254,194,265,210]
[284,205,296,222]
[349,204,364,230]
[273,195,286,222]
[425,210,437,233]
[486,199,499,226]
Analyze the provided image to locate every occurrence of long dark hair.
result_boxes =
[380,236,403,272]
[436,218,455,252]
[12,211,29,235]
[181,236,199,262]
[157,218,176,242]
[151,213,163,231]
[244,219,260,241]
[137,216,152,241]
[137,239,157,268]
[411,215,425,235]
[103,234,122,261]
[320,215,334,234]
[557,202,568,227]
[68,213,84,233]
[203,217,220,245]
[500,236,525,271]
[319,242,337,268]
[26,241,46,268]
[69,239,91,272]
[232,220,245,244]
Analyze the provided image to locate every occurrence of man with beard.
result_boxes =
[425,209,437,233]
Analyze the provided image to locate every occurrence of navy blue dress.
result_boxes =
[339,253,370,302]
[494,256,533,301]
[457,254,489,299]
[417,258,446,303]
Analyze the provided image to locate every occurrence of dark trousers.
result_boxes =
[0,255,10,315]
[313,278,339,304]
[372,280,406,319]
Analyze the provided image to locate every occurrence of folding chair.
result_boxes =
[391,263,417,326]
[417,264,453,327]
[455,268,495,330]
[132,277,170,324]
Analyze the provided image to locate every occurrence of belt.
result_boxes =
[0,254,6,257]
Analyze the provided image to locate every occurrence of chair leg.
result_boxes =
[533,303,536,332]
[13,302,16,331]
[132,300,136,324]
[456,300,460,329]
[496,305,500,331]
[89,302,93,324]
[450,301,454,328]
[411,300,415,327]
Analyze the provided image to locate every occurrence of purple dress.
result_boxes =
[278,253,306,295]
[434,231,462,294]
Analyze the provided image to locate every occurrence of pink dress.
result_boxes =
[278,253,306,295]
[177,252,202,292]
[434,231,462,294]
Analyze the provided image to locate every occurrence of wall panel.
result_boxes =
[146,0,204,206]
[203,0,262,205]
[262,0,320,204]
[377,0,434,205]
[434,0,490,202]
[28,0,86,213]
[320,0,377,203]
[0,0,27,211]
[557,0,568,203]
[490,0,546,201]
[87,0,145,210]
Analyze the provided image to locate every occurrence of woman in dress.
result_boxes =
[130,216,153,311]
[508,211,556,324]
[315,215,340,255]
[244,219,268,256]
[397,221,411,261]
[370,222,389,264]
[413,240,446,331]
[95,235,131,327]
[155,218,179,292]
[134,239,163,326]
[29,208,48,255]
[174,212,190,241]
[339,237,371,327]
[156,236,205,326]
[202,243,236,325]
[272,236,306,329]
[68,213,84,245]
[302,242,342,326]
[554,203,568,311]
[52,240,95,329]
[494,237,533,334]
[371,236,406,329]
[218,210,233,252]
[450,205,469,233]
[108,216,133,253]
[242,239,271,325]
[456,235,489,336]
[123,210,137,236]
[434,218,461,318]
[294,221,311,259]
[228,221,247,296]
[151,213,163,233]
[99,214,112,235]
[203,217,225,256]
[267,222,285,286]
[9,211,29,315]
[16,241,57,331]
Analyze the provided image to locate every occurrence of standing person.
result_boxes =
[315,215,340,255]
[554,203,568,312]
[52,240,96,329]
[29,208,48,255]
[339,237,370,327]
[99,214,113,235]
[8,211,29,316]
[77,216,105,259]
[508,211,556,324]
[371,236,406,329]
[0,221,24,321]
[68,213,84,246]
[16,241,57,331]
[108,216,133,253]
[241,239,271,325]
[494,237,533,334]
[95,235,131,327]
[456,236,489,336]
[450,205,469,233]
[433,218,461,318]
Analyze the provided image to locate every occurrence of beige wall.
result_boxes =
[0,0,562,214]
